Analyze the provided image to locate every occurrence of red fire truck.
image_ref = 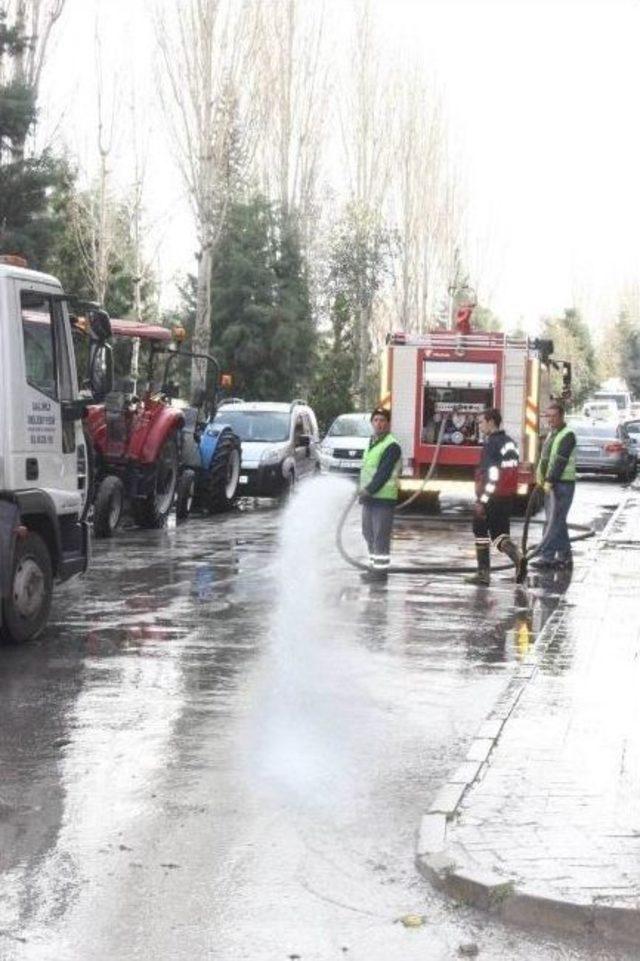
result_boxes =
[379,316,570,506]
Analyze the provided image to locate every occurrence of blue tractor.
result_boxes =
[149,345,241,519]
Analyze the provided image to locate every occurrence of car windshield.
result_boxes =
[327,414,371,438]
[573,422,619,439]
[213,409,290,442]
[624,421,640,436]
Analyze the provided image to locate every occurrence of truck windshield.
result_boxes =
[327,414,371,438]
[214,410,290,442]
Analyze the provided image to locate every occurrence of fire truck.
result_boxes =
[379,309,571,505]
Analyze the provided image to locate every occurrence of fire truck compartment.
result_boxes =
[422,361,495,447]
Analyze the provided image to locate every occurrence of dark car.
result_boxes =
[570,418,637,482]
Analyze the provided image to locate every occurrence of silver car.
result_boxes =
[213,400,320,497]
[318,412,371,476]
[572,418,637,482]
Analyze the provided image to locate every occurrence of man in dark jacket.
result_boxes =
[530,400,576,570]
[466,407,526,586]
[358,408,402,582]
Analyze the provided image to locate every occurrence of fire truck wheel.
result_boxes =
[175,469,196,520]
[131,434,179,529]
[1,532,52,644]
[93,476,124,538]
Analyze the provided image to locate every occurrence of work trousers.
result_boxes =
[472,497,512,546]
[362,499,395,570]
[541,481,575,561]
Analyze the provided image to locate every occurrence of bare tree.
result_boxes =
[155,0,262,391]
[391,69,451,333]
[254,0,330,238]
[338,0,396,406]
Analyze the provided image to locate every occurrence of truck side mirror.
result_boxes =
[87,308,112,344]
[89,343,114,401]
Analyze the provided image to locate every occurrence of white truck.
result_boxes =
[0,256,112,643]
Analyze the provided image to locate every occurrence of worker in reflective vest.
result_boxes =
[531,400,577,570]
[466,407,526,586]
[358,407,402,582]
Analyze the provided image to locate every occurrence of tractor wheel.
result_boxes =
[131,434,179,529]
[0,532,52,644]
[200,431,241,513]
[175,469,196,521]
[93,475,124,538]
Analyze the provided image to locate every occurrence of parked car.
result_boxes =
[623,418,640,455]
[571,418,637,482]
[318,412,371,476]
[212,399,320,497]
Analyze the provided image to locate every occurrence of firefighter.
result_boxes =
[530,400,576,570]
[358,407,402,582]
[465,407,526,586]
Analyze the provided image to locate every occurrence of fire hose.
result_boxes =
[335,432,596,577]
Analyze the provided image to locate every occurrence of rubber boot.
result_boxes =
[496,535,528,584]
[464,545,490,586]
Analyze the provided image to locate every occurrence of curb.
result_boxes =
[415,490,640,946]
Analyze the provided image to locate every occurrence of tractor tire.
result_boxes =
[0,532,52,644]
[200,431,241,514]
[131,434,179,529]
[93,475,124,538]
[175,468,196,521]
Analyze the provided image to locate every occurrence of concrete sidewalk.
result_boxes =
[417,488,640,948]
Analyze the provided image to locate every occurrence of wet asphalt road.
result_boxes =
[0,477,633,961]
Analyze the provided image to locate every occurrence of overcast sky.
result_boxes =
[38,0,640,331]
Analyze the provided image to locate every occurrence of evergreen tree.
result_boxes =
[208,195,315,400]
[0,10,66,266]
[309,293,357,432]
[543,308,598,408]
[614,311,640,397]
[327,204,396,407]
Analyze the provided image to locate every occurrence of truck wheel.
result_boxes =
[131,434,179,529]
[1,532,52,643]
[200,431,241,513]
[175,469,196,520]
[93,476,124,538]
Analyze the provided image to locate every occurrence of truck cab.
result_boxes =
[0,258,111,642]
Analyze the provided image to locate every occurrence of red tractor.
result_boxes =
[82,319,186,537]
